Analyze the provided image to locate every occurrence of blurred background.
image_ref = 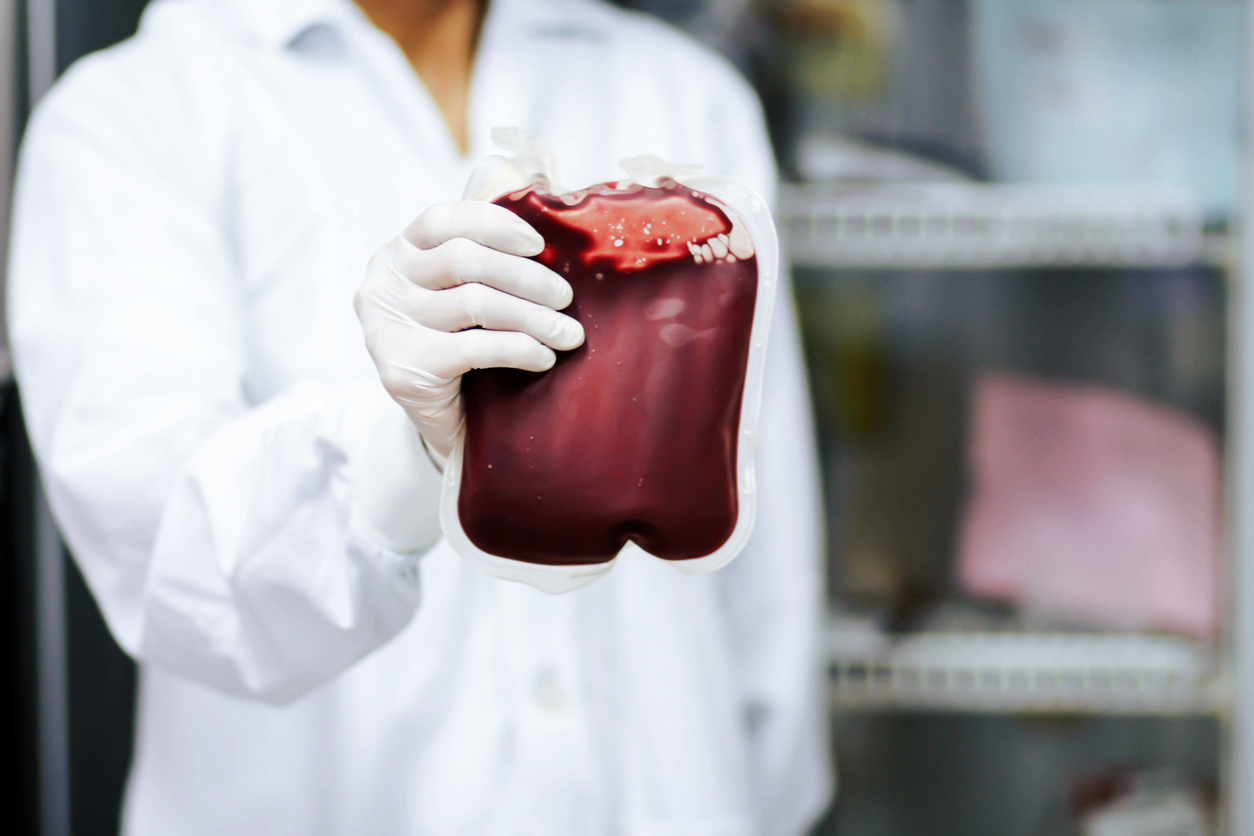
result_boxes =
[0,0,1248,834]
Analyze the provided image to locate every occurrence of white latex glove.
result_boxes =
[355,201,585,467]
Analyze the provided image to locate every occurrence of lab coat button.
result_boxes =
[532,666,566,712]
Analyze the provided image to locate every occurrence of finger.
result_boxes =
[459,329,558,372]
[398,238,574,309]
[414,283,585,351]
[404,201,544,256]
[424,329,558,378]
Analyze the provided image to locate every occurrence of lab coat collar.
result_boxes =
[225,0,360,50]
[226,0,606,50]
[227,0,613,52]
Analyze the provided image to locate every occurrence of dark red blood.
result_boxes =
[458,180,758,566]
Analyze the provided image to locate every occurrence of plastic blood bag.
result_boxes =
[464,185,752,556]
[440,129,778,593]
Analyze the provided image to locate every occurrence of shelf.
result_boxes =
[780,183,1214,270]
[827,620,1225,716]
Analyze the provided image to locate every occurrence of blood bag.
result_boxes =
[440,129,778,593]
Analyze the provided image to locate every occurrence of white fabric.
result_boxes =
[341,384,444,554]
[7,0,832,833]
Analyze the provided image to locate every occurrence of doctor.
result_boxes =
[8,0,830,833]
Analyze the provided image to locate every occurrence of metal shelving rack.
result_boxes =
[780,184,1233,717]
[782,184,1235,718]
[824,621,1224,716]
[779,182,1220,271]
[8,3,71,836]
[780,10,1254,814]
[1227,7,1254,834]
[779,79,1253,836]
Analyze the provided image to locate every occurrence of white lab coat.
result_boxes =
[8,0,831,833]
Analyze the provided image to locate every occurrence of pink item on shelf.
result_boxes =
[956,374,1221,638]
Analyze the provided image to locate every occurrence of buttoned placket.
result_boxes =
[492,578,603,834]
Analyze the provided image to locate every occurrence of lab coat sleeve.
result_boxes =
[8,63,428,705]
[710,72,835,836]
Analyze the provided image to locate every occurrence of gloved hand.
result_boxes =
[355,201,585,467]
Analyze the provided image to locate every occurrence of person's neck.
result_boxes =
[356,0,488,153]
